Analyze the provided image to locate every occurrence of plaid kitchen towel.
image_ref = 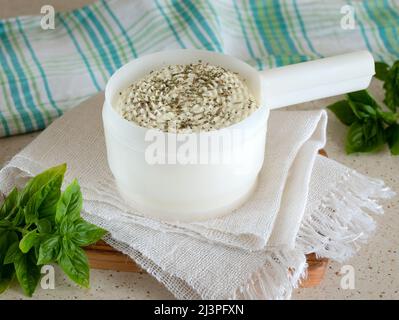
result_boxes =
[0,0,398,136]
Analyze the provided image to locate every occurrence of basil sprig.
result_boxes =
[375,61,399,112]
[327,61,399,155]
[0,164,106,296]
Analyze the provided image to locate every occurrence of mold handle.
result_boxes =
[261,50,375,109]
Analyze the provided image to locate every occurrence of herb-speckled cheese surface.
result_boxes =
[115,63,259,133]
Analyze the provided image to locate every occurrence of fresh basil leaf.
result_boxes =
[69,218,106,247]
[24,195,41,225]
[0,264,15,294]
[346,121,365,154]
[376,109,397,125]
[347,90,381,119]
[19,164,66,207]
[37,218,52,234]
[386,123,399,155]
[346,120,386,154]
[348,101,378,120]
[327,100,357,126]
[56,180,82,225]
[0,231,8,258]
[0,231,18,294]
[14,250,41,297]
[58,246,90,288]
[62,236,76,255]
[0,220,12,229]
[37,234,61,265]
[11,208,25,227]
[19,230,40,254]
[384,83,397,112]
[0,188,19,219]
[383,61,399,112]
[347,90,380,110]
[0,231,18,295]
[37,175,63,221]
[4,241,20,264]
[361,104,378,117]
[60,217,75,236]
[374,62,390,81]
[0,230,18,263]
[34,242,40,261]
[23,172,64,225]
[347,90,381,121]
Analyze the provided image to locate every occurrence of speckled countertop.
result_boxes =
[0,0,398,300]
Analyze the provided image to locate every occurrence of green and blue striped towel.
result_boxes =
[0,0,398,137]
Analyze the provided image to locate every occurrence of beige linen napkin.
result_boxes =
[0,94,393,299]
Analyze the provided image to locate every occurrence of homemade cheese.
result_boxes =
[115,62,259,132]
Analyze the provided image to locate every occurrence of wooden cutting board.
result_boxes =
[85,241,328,288]
[85,149,329,288]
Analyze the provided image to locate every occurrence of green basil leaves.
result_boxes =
[0,164,107,296]
[327,61,399,155]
